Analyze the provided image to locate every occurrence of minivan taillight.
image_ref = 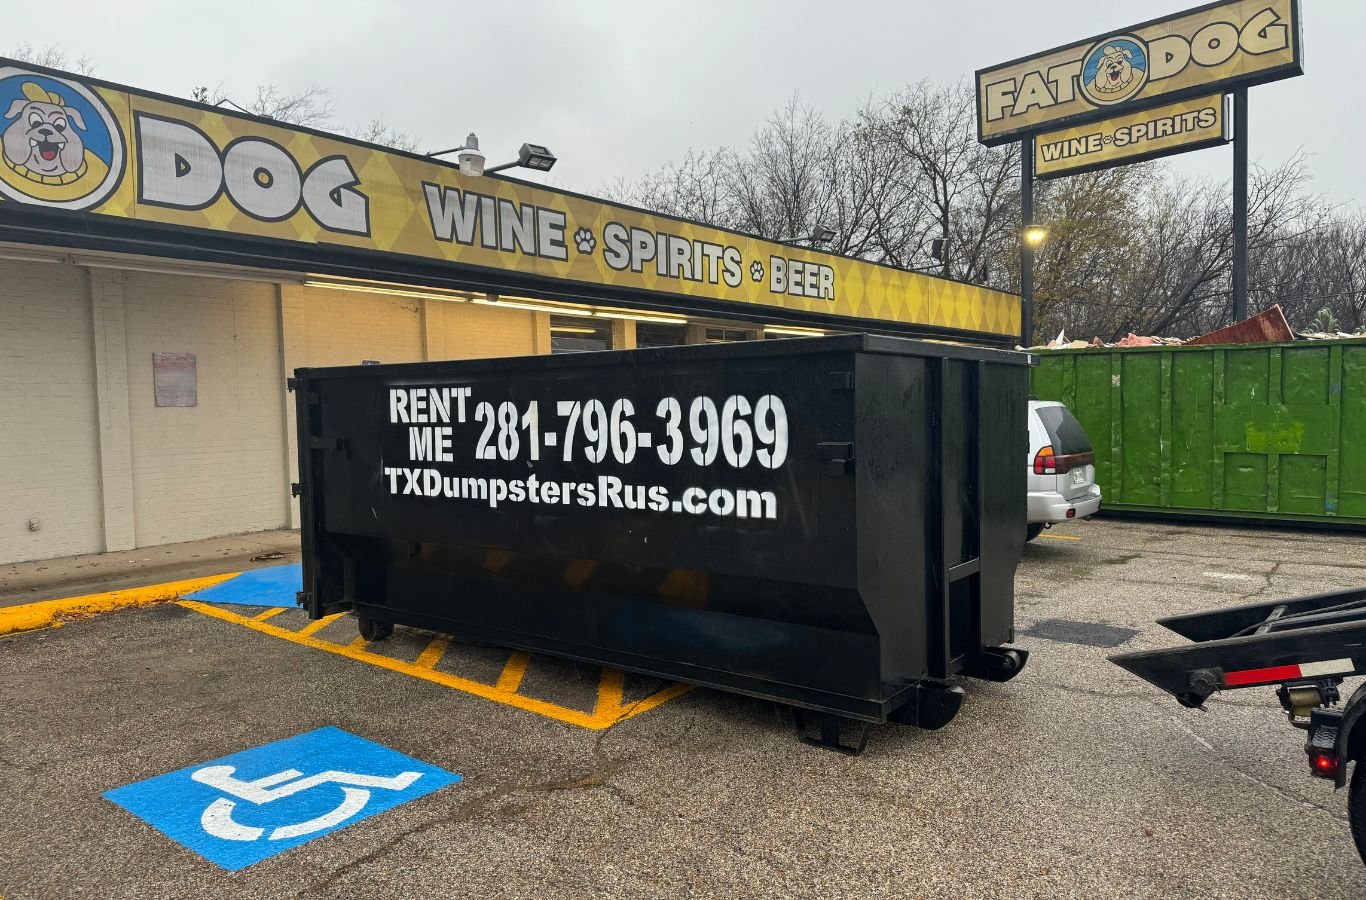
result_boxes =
[1033,445,1056,475]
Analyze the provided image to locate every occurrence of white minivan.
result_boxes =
[1027,400,1101,541]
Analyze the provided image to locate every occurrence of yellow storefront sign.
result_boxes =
[1034,93,1228,179]
[977,0,1301,146]
[0,60,1019,339]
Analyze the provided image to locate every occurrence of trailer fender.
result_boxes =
[1334,683,1366,787]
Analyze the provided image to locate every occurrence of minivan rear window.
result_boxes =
[1036,405,1092,455]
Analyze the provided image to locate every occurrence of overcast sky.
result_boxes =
[9,1,1359,205]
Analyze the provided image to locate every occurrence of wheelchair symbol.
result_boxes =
[190,764,423,842]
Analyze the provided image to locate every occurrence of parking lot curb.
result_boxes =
[0,573,238,636]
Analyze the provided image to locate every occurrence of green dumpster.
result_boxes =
[1031,340,1366,527]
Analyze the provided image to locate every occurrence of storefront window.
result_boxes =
[550,316,612,353]
[704,326,757,343]
[636,322,687,348]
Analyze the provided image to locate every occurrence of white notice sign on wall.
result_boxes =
[153,352,197,407]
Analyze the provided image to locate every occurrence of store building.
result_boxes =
[0,59,1020,564]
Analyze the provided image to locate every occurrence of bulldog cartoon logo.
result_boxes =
[1079,36,1149,107]
[0,69,123,210]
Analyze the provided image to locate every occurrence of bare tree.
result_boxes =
[825,108,920,261]
[346,118,420,153]
[873,80,1020,281]
[610,95,910,258]
[6,43,95,75]
[584,83,1366,344]
[1027,163,1158,338]
[190,83,418,152]
[191,83,333,128]
[1255,210,1366,333]
[724,96,837,242]
[627,148,735,225]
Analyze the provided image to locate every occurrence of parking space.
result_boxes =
[3,519,1366,899]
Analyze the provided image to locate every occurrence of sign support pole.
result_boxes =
[1232,86,1249,323]
[1020,137,1034,347]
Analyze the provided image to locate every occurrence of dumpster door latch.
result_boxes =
[818,441,854,476]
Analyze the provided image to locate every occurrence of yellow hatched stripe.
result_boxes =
[414,635,451,669]
[177,600,690,729]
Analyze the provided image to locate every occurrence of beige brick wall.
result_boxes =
[425,300,539,360]
[284,285,426,367]
[0,261,104,562]
[122,272,289,546]
[279,286,542,529]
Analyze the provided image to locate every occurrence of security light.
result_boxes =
[779,224,837,245]
[486,143,558,174]
[518,143,557,171]
[1022,225,1049,247]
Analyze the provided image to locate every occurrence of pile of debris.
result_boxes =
[1027,305,1365,351]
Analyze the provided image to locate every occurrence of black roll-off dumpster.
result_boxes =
[293,335,1031,745]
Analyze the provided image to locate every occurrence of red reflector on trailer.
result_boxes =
[1224,664,1303,686]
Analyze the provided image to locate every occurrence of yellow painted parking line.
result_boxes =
[252,607,288,622]
[0,573,237,636]
[414,635,451,669]
[617,681,696,719]
[495,651,531,693]
[1041,534,1082,541]
[594,668,625,719]
[295,612,343,638]
[177,600,691,730]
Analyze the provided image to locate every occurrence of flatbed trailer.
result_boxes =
[1112,586,1366,862]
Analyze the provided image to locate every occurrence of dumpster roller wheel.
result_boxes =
[963,647,1029,683]
[357,615,394,642]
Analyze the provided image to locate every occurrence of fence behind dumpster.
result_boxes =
[1032,339,1366,527]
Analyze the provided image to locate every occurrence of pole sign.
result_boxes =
[976,0,1301,146]
[1034,93,1229,180]
[0,60,1019,340]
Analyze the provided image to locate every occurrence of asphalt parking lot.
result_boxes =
[2,518,1366,899]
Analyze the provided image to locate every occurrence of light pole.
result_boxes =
[1020,137,1035,347]
[1020,223,1049,346]
[1232,86,1248,323]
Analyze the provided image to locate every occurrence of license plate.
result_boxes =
[1071,468,1087,485]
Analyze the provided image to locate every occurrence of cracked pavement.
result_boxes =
[2,518,1366,898]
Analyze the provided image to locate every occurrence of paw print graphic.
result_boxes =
[750,260,764,282]
[573,227,596,255]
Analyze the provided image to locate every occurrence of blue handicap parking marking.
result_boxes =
[103,726,461,871]
[185,563,302,607]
